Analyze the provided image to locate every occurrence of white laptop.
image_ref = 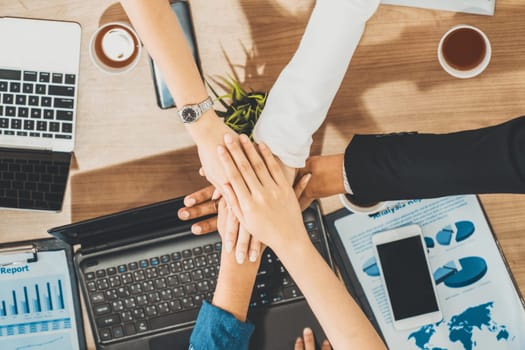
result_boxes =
[0,17,81,211]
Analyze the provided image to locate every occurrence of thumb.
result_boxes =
[294,173,312,199]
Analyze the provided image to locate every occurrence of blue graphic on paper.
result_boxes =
[433,257,487,289]
[455,221,475,242]
[436,221,475,246]
[425,237,435,248]
[436,226,453,246]
[362,257,380,277]
[443,257,487,288]
[433,261,458,285]
[408,302,511,350]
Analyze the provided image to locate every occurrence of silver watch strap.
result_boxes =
[197,97,213,114]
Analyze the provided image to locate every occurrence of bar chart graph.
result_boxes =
[0,276,71,337]
[0,280,65,316]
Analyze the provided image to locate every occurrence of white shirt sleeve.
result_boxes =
[253,0,380,168]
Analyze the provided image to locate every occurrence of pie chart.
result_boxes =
[424,236,435,248]
[435,221,475,246]
[362,256,380,277]
[433,260,458,284]
[433,256,487,288]
[455,221,475,242]
[436,225,453,245]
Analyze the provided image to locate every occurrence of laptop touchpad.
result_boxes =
[249,300,327,350]
[149,328,193,350]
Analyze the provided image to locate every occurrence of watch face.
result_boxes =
[181,108,197,122]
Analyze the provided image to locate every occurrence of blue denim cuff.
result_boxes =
[189,301,255,350]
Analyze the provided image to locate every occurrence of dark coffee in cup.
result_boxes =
[442,27,486,71]
[437,25,491,79]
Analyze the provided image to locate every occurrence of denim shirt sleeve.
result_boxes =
[189,301,255,350]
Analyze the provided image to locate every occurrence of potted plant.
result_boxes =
[208,77,267,139]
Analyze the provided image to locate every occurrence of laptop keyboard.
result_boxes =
[0,68,76,139]
[83,220,327,343]
[0,156,69,210]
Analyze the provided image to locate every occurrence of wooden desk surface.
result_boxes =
[2,1,525,348]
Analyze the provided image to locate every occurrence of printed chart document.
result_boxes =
[381,0,495,15]
[334,195,525,349]
[0,250,81,350]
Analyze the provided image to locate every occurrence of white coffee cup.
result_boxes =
[89,22,142,74]
[339,194,387,214]
[437,24,491,79]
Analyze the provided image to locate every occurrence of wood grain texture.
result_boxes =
[1,1,525,348]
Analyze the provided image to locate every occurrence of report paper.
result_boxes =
[381,0,495,15]
[0,250,81,350]
[334,195,525,349]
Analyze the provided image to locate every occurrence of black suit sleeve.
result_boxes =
[345,116,525,204]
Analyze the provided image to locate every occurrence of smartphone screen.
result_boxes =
[376,236,439,321]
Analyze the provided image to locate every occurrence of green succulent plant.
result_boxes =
[208,77,267,139]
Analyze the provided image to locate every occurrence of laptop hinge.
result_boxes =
[0,143,53,152]
[78,222,193,255]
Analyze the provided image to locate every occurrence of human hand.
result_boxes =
[294,328,331,350]
[215,197,264,264]
[295,154,346,210]
[179,168,310,263]
[178,178,310,234]
[218,133,312,252]
[178,183,263,263]
[180,140,301,258]
[189,116,265,263]
[178,185,219,235]
[190,115,240,191]
[294,173,316,211]
[232,163,307,264]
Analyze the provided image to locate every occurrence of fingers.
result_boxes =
[239,134,273,186]
[248,236,262,263]
[321,340,332,350]
[178,199,218,222]
[302,328,316,350]
[294,337,304,350]
[295,173,313,211]
[224,205,239,253]
[212,188,221,200]
[183,185,215,208]
[222,183,244,225]
[258,142,288,185]
[224,133,262,191]
[235,226,251,264]
[294,173,312,199]
[216,198,228,235]
[218,144,251,203]
[295,328,317,350]
[190,217,218,235]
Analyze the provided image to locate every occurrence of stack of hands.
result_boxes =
[178,133,318,264]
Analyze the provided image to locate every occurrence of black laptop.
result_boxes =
[48,197,333,350]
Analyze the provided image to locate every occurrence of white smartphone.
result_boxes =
[373,225,442,330]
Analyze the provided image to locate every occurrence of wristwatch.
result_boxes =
[178,97,214,124]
